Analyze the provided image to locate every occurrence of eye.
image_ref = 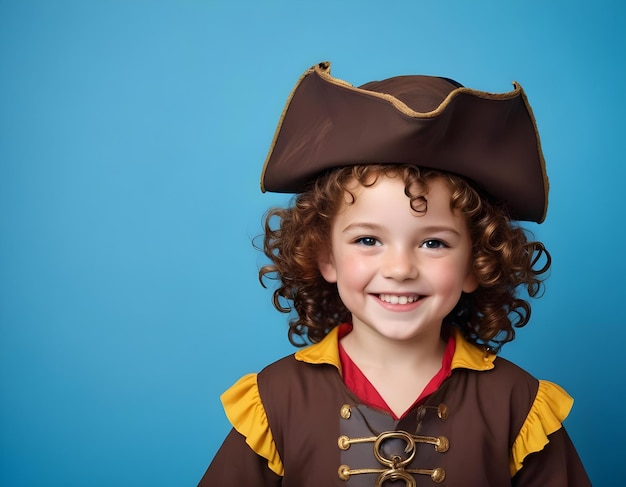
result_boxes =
[421,239,447,249]
[355,236,381,247]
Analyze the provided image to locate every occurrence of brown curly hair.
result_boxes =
[259,164,551,352]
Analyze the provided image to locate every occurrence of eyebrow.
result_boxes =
[342,222,462,237]
[341,223,383,233]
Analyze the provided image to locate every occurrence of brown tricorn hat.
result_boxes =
[261,62,548,223]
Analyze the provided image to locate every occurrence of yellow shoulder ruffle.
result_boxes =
[509,380,574,476]
[220,373,284,476]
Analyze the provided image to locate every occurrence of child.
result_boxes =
[198,62,591,486]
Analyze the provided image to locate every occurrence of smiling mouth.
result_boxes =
[378,294,420,305]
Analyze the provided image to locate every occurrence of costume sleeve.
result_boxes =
[511,427,592,486]
[197,373,285,486]
[220,373,284,475]
[197,428,282,487]
[510,380,591,486]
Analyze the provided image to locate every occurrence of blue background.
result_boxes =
[1,1,623,485]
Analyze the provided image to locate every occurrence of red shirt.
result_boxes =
[337,323,456,420]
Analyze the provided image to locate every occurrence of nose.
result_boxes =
[381,246,419,281]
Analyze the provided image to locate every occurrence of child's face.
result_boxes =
[318,174,478,344]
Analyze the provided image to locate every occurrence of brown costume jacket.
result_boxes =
[199,328,591,486]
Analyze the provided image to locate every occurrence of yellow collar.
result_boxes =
[294,326,495,372]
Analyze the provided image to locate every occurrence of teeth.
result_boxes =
[379,294,418,304]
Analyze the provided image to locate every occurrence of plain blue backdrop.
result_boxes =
[1,1,624,485]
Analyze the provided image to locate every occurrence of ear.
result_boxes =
[317,250,338,283]
[462,271,479,294]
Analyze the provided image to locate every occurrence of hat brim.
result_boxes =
[261,62,548,223]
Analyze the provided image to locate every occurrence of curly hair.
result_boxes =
[259,164,551,352]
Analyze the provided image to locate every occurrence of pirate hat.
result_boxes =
[261,62,548,223]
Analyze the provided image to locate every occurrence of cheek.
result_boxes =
[334,253,373,288]
[431,260,473,295]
